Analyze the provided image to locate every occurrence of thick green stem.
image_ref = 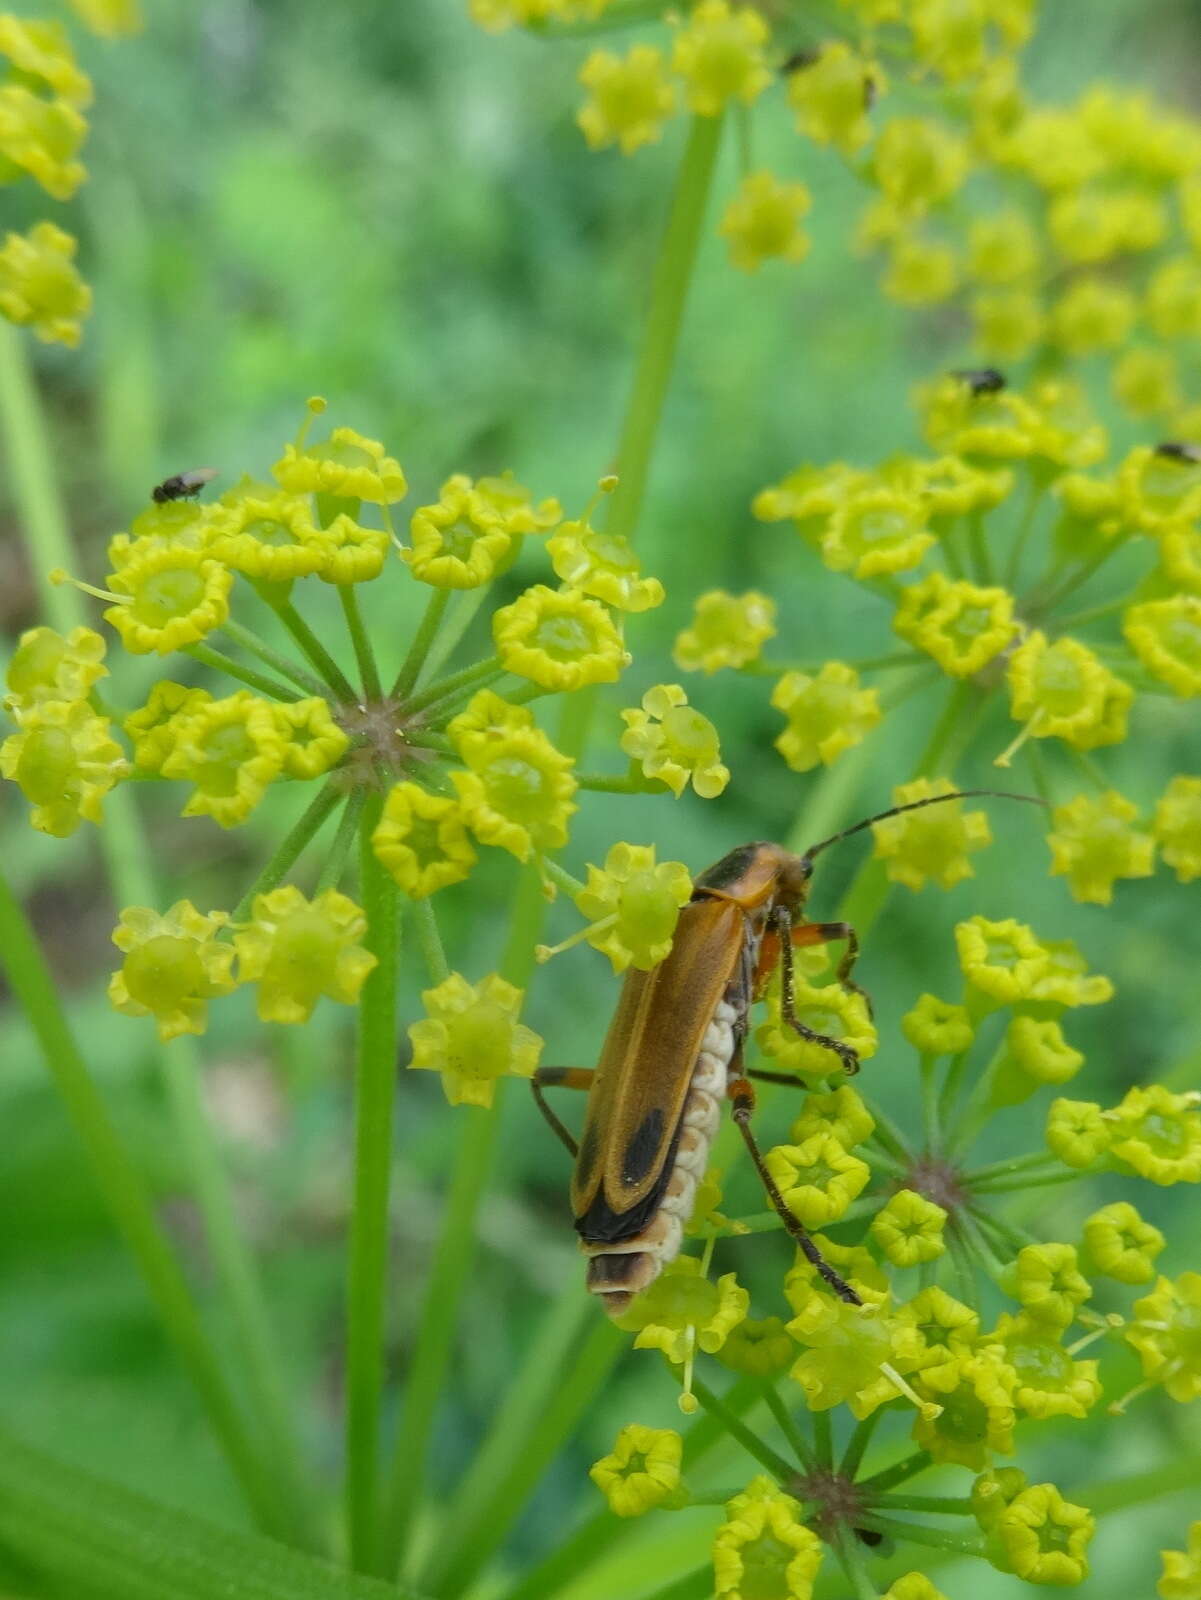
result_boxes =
[317,787,368,894]
[271,597,358,702]
[345,793,402,1573]
[406,654,503,717]
[858,1450,932,1493]
[812,1408,833,1468]
[393,587,452,698]
[411,894,451,984]
[230,779,344,921]
[762,1381,818,1472]
[340,584,382,700]
[182,641,301,701]
[221,617,331,699]
[692,1380,797,1483]
[858,1513,983,1556]
[840,1411,881,1481]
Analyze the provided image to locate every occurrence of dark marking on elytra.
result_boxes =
[692,842,770,897]
[622,1108,665,1187]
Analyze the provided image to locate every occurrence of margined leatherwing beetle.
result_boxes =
[532,790,1043,1316]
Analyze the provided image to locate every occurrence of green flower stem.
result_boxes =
[749,649,922,676]
[405,654,503,717]
[529,0,672,38]
[859,1450,932,1494]
[692,1379,798,1483]
[966,1200,1035,1254]
[936,1049,970,1129]
[1056,594,1129,630]
[576,772,656,793]
[540,854,587,898]
[840,1411,882,1482]
[345,792,402,1574]
[972,1167,1083,1195]
[863,1100,914,1163]
[0,866,291,1541]
[811,1408,833,1469]
[182,641,301,701]
[605,113,724,547]
[506,679,558,707]
[1031,540,1124,617]
[1081,1453,1201,1514]
[762,1380,818,1472]
[411,893,451,984]
[919,1053,940,1150]
[317,787,368,894]
[229,779,344,922]
[339,583,382,700]
[959,1208,1007,1270]
[873,1492,973,1514]
[421,589,492,685]
[863,1146,906,1181]
[637,1573,714,1600]
[966,1150,1061,1184]
[221,618,331,698]
[0,323,80,633]
[946,1224,979,1303]
[858,1512,984,1556]
[911,678,975,778]
[392,587,451,699]
[1004,475,1045,590]
[271,597,358,702]
[831,1531,881,1600]
[967,508,995,585]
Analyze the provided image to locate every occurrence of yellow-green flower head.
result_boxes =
[234,887,376,1024]
[473,469,561,535]
[991,1311,1101,1421]
[994,107,1105,192]
[1007,632,1133,751]
[969,55,1025,155]
[160,691,286,828]
[894,1285,979,1365]
[312,513,388,585]
[0,698,128,836]
[571,841,693,973]
[970,1465,1029,1530]
[874,117,970,216]
[670,0,771,118]
[820,484,935,578]
[451,723,578,862]
[712,1475,823,1600]
[971,287,1045,360]
[1107,1084,1201,1186]
[272,697,349,780]
[64,0,143,39]
[0,83,87,200]
[0,15,92,104]
[1160,1521,1201,1600]
[1049,277,1138,356]
[272,426,407,505]
[123,681,210,774]
[883,1576,948,1600]
[470,0,610,30]
[986,1482,1094,1585]
[408,970,541,1107]
[719,170,813,274]
[547,519,664,612]
[1117,444,1201,534]
[1115,347,1183,420]
[883,233,958,307]
[404,477,511,590]
[1079,85,1201,180]
[492,584,629,691]
[968,209,1041,284]
[786,1232,890,1316]
[0,220,91,346]
[902,993,974,1056]
[107,900,235,1042]
[918,373,1040,462]
[789,1084,874,1149]
[787,41,880,155]
[1025,936,1114,1012]
[1048,185,1167,265]
[1126,1272,1201,1403]
[1082,1200,1165,1286]
[589,1425,683,1518]
[770,662,881,773]
[103,542,232,656]
[1160,521,1201,596]
[1125,595,1201,696]
[1155,775,1201,882]
[914,1348,1017,1468]
[1025,378,1109,471]
[615,1255,749,1361]
[372,782,477,898]
[871,776,991,891]
[446,686,534,762]
[914,454,1014,521]
[911,0,1033,79]
[894,572,1017,677]
[1051,472,1127,561]
[673,589,776,674]
[1046,1097,1111,1169]
[717,1314,795,1378]
[686,1166,729,1236]
[765,1133,871,1230]
[108,500,214,566]
[788,1297,924,1417]
[871,1188,948,1267]
[4,624,106,711]
[992,1015,1083,1107]
[1047,789,1155,906]
[576,46,677,156]
[756,974,877,1084]
[619,684,729,798]
[206,492,327,582]
[955,915,1050,1009]
[752,460,859,531]
[1147,255,1201,339]
[1002,1242,1091,1329]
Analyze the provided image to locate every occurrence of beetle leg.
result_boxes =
[791,918,873,1020]
[770,906,861,1075]
[726,1072,862,1306]
[531,1067,595,1159]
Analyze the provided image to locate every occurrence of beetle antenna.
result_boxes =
[802,789,1046,865]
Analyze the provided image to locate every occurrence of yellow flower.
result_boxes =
[4,624,107,710]
[673,589,776,673]
[991,1312,1101,1421]
[1048,277,1138,355]
[446,686,535,760]
[0,16,91,103]
[492,584,629,690]
[619,684,729,798]
[0,85,87,200]
[893,572,1016,677]
[576,46,676,156]
[272,426,407,504]
[0,699,128,837]
[914,1348,1017,1468]
[1160,522,1201,596]
[1048,185,1166,263]
[671,0,771,118]
[64,0,142,38]
[884,1576,948,1600]
[1107,1084,1201,1186]
[787,41,880,155]
[1117,444,1201,534]
[971,288,1045,360]
[589,1425,683,1518]
[1126,1272,1201,1403]
[408,970,542,1107]
[206,492,328,581]
[1124,595,1201,696]
[717,1315,796,1378]
[1006,631,1132,750]
[234,887,377,1024]
[546,519,664,612]
[873,116,970,216]
[1159,1521,1201,1600]
[123,681,211,774]
[786,1232,890,1316]
[955,915,1050,1008]
[103,542,232,656]
[1028,937,1113,1010]
[1147,255,1201,338]
[719,171,812,273]
[712,1476,823,1600]
[756,973,877,1082]
[1005,1241,1091,1329]
[918,372,1040,462]
[1113,346,1181,418]
[884,234,959,306]
[902,993,974,1056]
[1046,1097,1112,1169]
[911,0,1031,77]
[771,662,881,772]
[404,478,512,589]
[615,1255,748,1360]
[788,1296,922,1417]
[992,1015,1083,1105]
[1082,1201,1165,1285]
[108,901,235,1042]
[894,1285,979,1365]
[1155,775,1201,882]
[968,209,1041,284]
[0,221,91,346]
[372,782,477,898]
[570,841,694,973]
[1047,790,1155,905]
[313,514,389,585]
[1026,378,1108,470]
[473,469,561,535]
[451,723,577,861]
[789,1084,875,1149]
[819,485,934,578]
[765,1133,870,1229]
[914,455,1013,520]
[871,776,991,891]
[871,1188,947,1266]
[273,697,349,779]
[160,691,286,828]
[987,1483,1094,1585]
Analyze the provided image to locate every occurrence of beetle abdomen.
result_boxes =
[584,998,737,1317]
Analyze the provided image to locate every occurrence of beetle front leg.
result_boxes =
[771,906,861,1075]
[531,1067,595,1159]
[791,917,873,1020]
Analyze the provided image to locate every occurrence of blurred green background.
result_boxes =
[2,1,1200,1595]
